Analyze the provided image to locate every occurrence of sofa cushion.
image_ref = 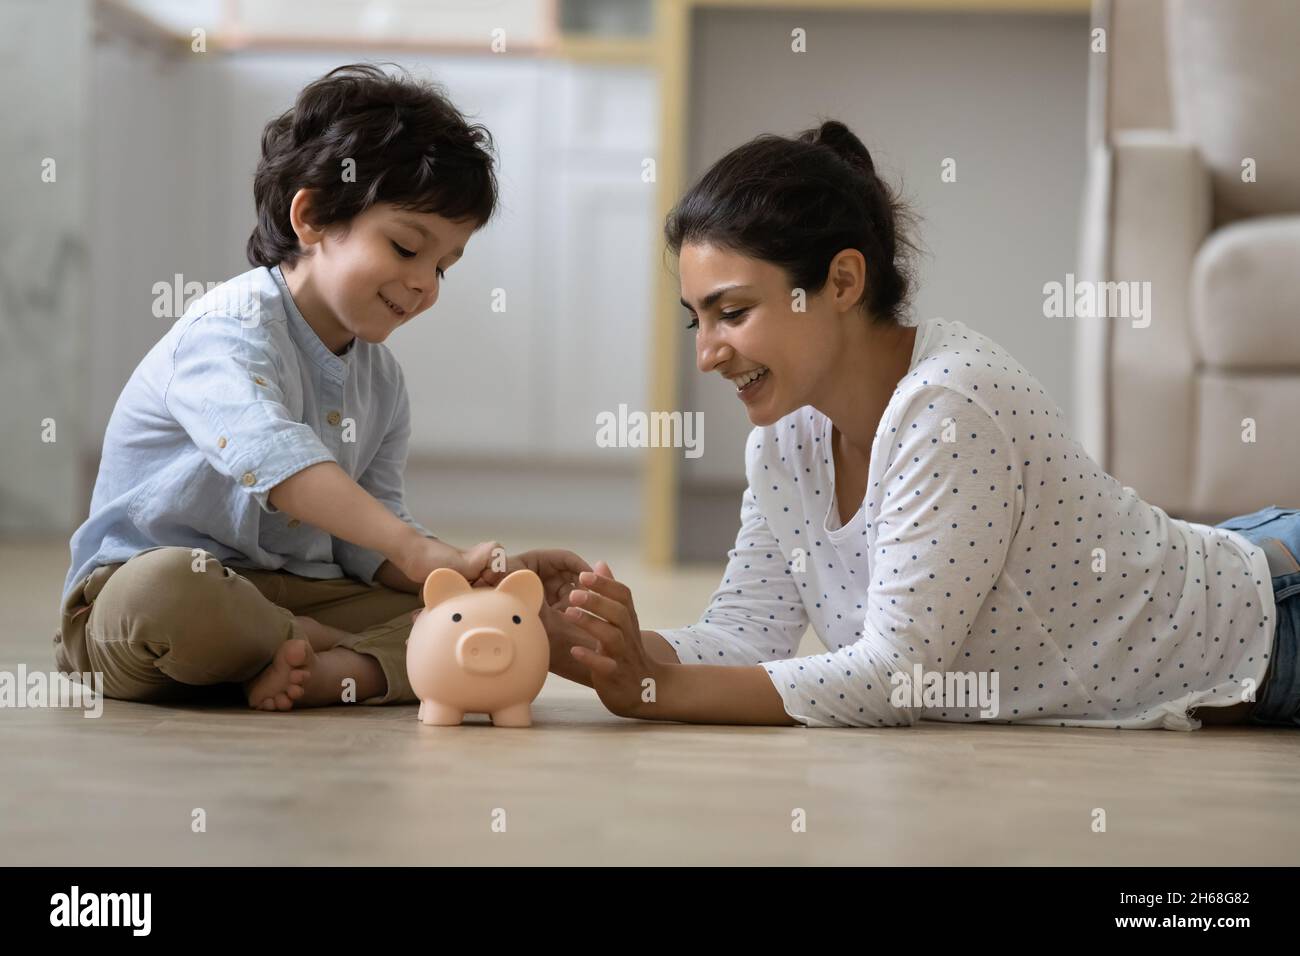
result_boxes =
[1168,0,1300,222]
[1193,372,1300,516]
[1191,215,1300,368]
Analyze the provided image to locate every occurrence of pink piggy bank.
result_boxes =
[407,567,549,727]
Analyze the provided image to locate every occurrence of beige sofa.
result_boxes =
[1076,0,1300,524]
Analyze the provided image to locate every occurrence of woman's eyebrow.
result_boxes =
[680,283,749,311]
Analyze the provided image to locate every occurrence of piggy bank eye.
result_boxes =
[512,615,521,624]
[452,613,462,622]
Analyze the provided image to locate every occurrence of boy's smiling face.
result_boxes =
[282,192,478,355]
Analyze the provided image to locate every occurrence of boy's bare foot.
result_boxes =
[244,638,313,711]
[292,614,348,651]
[245,641,387,711]
[294,646,386,706]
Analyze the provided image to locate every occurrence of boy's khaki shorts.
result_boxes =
[53,546,424,705]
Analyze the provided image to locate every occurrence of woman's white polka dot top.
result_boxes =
[654,318,1275,730]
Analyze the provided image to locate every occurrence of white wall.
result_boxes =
[676,7,1091,559]
[0,0,94,535]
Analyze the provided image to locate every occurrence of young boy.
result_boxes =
[54,64,587,712]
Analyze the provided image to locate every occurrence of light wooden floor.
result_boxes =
[2,532,1297,866]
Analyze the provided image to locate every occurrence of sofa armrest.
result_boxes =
[1089,131,1211,515]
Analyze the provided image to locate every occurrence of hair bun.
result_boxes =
[802,119,876,177]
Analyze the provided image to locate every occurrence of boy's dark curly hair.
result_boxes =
[247,63,498,268]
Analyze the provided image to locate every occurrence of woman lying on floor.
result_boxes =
[548,120,1299,731]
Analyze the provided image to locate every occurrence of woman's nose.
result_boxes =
[696,330,733,373]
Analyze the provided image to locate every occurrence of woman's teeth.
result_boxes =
[379,293,406,317]
[734,367,769,391]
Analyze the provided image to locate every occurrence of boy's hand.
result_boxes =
[395,534,503,586]
[455,540,506,582]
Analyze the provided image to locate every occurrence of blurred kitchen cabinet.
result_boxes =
[395,59,657,462]
[390,57,547,456]
[537,62,657,463]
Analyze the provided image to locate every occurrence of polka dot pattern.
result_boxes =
[653,318,1275,730]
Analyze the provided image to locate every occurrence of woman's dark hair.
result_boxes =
[664,119,918,325]
[247,63,498,268]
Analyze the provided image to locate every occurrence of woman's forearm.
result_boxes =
[640,632,796,724]
[648,663,797,725]
[641,630,680,664]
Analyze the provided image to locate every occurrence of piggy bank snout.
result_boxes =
[455,628,515,675]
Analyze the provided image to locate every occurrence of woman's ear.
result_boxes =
[423,567,472,609]
[826,248,867,313]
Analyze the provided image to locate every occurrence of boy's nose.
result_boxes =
[406,284,435,311]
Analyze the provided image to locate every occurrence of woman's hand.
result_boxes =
[564,561,664,718]
[468,548,599,685]
[538,600,601,686]
[473,548,591,606]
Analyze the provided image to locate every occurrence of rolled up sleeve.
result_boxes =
[164,315,336,513]
[332,366,435,586]
[654,429,810,665]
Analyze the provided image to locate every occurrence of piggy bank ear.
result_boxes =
[423,568,472,609]
[496,569,543,613]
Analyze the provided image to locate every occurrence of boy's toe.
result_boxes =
[286,684,305,700]
[283,639,310,667]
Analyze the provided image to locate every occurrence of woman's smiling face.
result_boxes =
[679,242,854,426]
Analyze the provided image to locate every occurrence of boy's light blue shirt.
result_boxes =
[62,265,432,603]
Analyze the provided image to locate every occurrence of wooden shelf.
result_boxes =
[692,0,1089,11]
[553,34,656,63]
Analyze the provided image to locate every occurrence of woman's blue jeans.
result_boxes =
[1214,505,1300,727]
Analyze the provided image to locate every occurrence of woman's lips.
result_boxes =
[737,368,770,404]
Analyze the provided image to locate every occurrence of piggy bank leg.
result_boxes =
[419,700,464,726]
[490,703,532,727]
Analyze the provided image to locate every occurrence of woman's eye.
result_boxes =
[392,241,416,259]
[686,307,746,330]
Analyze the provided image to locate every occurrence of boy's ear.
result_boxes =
[423,568,472,609]
[288,188,326,248]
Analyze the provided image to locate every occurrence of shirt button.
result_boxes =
[241,472,256,486]
[327,410,342,426]
[217,437,227,449]
[288,519,300,528]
